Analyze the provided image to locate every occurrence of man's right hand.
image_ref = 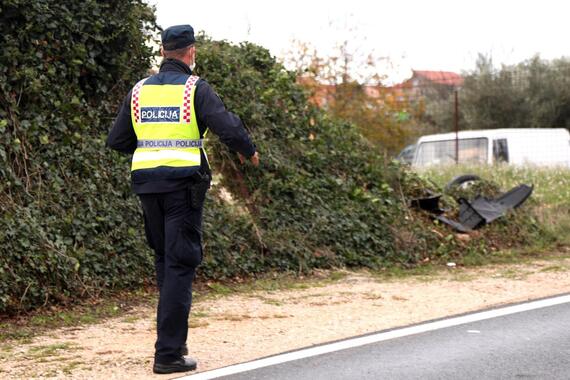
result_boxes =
[238,151,260,167]
[249,151,260,167]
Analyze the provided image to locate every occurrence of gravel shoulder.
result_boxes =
[2,256,570,379]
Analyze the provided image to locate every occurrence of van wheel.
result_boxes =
[444,174,482,193]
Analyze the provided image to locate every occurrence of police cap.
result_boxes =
[162,25,196,51]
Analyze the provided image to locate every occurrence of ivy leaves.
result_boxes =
[0,0,158,313]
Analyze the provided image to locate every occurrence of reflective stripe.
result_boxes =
[136,139,204,149]
[132,150,201,163]
[182,75,199,123]
[131,78,149,124]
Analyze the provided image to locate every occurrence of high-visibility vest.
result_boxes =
[130,75,206,173]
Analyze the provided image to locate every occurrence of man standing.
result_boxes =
[107,24,259,374]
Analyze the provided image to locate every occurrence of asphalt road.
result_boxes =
[204,296,570,380]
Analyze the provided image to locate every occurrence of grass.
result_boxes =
[328,271,348,281]
[496,268,529,280]
[205,283,233,296]
[192,311,210,318]
[419,164,570,206]
[369,249,570,285]
[218,313,253,322]
[189,310,210,328]
[28,342,79,359]
[121,315,141,324]
[0,287,155,344]
[254,296,284,306]
[195,270,349,302]
[189,319,209,328]
[449,272,477,282]
[62,360,85,375]
[363,293,384,300]
[540,264,567,272]
[376,264,439,279]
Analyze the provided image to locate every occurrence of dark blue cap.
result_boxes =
[161,25,196,51]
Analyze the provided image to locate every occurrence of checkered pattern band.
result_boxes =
[132,78,148,124]
[182,75,199,123]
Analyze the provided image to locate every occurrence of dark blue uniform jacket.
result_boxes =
[107,58,256,194]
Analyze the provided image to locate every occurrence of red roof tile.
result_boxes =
[412,70,463,86]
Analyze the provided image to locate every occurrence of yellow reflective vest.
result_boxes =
[130,75,205,173]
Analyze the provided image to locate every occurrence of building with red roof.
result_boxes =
[298,70,463,108]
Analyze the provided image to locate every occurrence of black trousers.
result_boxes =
[139,182,208,363]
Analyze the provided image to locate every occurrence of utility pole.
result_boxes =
[454,89,459,164]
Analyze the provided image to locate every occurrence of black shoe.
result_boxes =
[153,357,197,374]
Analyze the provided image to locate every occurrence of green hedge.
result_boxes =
[0,0,158,313]
[196,37,401,277]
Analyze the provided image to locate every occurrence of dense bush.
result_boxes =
[195,36,400,277]
[0,0,158,313]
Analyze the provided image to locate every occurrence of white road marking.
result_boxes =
[467,330,481,333]
[178,294,570,380]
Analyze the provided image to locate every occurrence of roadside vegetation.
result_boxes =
[1,0,568,319]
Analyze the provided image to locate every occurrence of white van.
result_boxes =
[411,128,570,168]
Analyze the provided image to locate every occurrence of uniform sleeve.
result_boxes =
[194,80,256,158]
[106,90,138,154]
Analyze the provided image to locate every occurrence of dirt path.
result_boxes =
[2,257,570,379]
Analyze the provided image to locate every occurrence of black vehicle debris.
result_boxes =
[410,174,534,233]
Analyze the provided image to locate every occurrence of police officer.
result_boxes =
[107,24,259,374]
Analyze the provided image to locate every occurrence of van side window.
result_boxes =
[493,139,509,163]
[415,138,488,166]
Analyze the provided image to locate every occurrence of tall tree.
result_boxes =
[460,54,570,130]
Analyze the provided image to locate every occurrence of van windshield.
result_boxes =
[415,137,488,166]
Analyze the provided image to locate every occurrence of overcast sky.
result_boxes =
[149,0,570,83]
